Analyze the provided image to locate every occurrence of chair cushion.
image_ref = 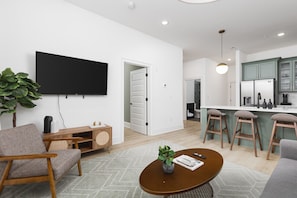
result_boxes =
[234,110,257,119]
[51,149,81,180]
[0,124,47,177]
[0,124,46,156]
[271,113,297,123]
[208,109,225,116]
[7,149,81,180]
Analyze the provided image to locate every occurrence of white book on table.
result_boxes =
[173,154,204,171]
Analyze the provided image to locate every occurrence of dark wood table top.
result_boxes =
[139,148,223,196]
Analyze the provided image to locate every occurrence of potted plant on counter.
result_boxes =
[158,145,175,174]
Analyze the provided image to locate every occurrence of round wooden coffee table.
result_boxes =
[139,148,223,197]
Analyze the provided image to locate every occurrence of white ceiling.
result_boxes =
[66,0,297,63]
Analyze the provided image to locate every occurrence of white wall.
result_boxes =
[0,0,184,142]
[184,58,229,106]
[186,80,195,103]
[226,63,236,106]
[246,44,297,62]
[183,58,228,118]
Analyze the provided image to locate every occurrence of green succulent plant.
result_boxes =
[158,145,175,166]
[0,68,41,127]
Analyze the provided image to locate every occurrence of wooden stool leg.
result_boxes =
[266,121,277,160]
[251,119,257,157]
[237,121,242,146]
[294,123,297,139]
[220,116,223,148]
[255,120,263,150]
[203,116,211,143]
[210,119,215,139]
[230,117,239,151]
[224,116,230,143]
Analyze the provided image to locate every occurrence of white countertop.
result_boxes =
[200,105,297,114]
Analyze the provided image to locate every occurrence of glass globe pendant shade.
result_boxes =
[216,63,228,74]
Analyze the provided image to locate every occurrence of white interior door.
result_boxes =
[130,68,147,134]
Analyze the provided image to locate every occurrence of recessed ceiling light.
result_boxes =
[162,20,169,26]
[277,32,285,37]
[227,58,232,62]
[178,0,217,4]
[128,1,135,9]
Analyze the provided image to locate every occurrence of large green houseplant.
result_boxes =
[0,68,41,127]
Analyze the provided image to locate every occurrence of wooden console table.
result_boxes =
[43,125,112,154]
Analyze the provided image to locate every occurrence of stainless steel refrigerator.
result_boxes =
[240,79,275,106]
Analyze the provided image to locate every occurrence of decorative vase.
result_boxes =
[268,99,273,109]
[262,99,267,109]
[162,162,174,174]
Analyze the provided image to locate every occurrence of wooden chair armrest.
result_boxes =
[0,153,57,161]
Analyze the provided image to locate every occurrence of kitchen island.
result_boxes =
[200,106,297,151]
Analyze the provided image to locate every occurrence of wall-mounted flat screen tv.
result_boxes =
[36,51,108,95]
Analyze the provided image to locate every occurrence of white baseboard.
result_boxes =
[124,122,130,128]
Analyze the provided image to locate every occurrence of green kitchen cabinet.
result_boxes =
[242,58,280,81]
[279,57,297,92]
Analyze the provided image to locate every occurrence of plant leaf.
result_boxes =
[1,68,14,77]
[12,87,28,98]
[6,83,19,90]
[0,109,16,116]
[16,72,28,78]
[0,81,8,88]
[27,91,42,100]
[0,89,13,97]
[18,97,36,108]
[2,99,17,110]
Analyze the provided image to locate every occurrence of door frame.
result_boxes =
[122,58,151,137]
[184,76,205,121]
[228,81,236,106]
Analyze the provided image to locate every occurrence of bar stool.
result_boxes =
[266,113,297,160]
[203,109,230,148]
[230,110,263,157]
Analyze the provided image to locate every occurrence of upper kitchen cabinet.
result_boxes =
[242,58,280,81]
[279,57,297,92]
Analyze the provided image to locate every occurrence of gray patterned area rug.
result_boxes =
[0,141,269,198]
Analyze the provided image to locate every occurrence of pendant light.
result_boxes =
[216,29,228,74]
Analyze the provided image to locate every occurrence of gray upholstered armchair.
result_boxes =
[0,124,82,198]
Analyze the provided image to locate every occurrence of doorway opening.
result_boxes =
[185,79,201,122]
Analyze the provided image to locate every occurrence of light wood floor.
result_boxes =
[88,120,279,175]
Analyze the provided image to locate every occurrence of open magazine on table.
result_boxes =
[173,154,204,171]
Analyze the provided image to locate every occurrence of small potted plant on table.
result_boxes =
[158,145,175,174]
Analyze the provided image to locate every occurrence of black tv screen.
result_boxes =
[36,51,108,95]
